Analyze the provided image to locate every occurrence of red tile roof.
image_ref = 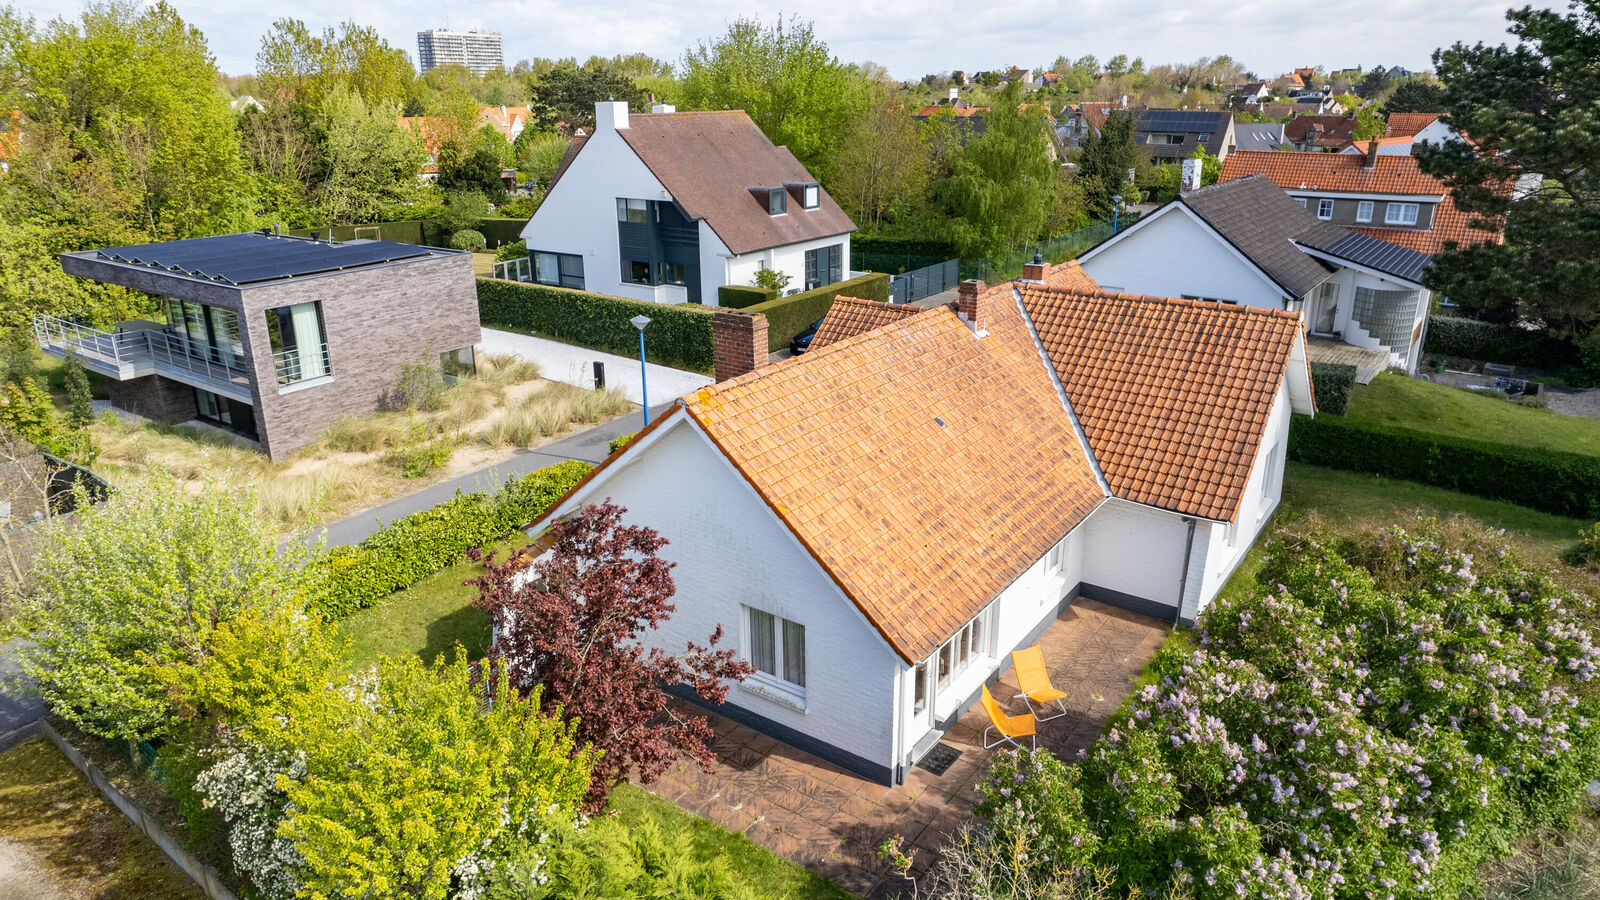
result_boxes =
[683,289,1106,663]
[1385,112,1439,137]
[1020,285,1306,522]
[809,296,925,350]
[1283,115,1357,146]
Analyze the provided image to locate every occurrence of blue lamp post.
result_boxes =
[630,314,651,427]
[1112,194,1124,234]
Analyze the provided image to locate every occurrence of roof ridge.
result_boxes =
[1025,284,1305,322]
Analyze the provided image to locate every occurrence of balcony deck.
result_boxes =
[34,316,253,403]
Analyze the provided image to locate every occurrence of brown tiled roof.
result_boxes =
[1043,260,1100,291]
[1218,150,1500,254]
[1020,287,1304,521]
[683,291,1106,663]
[1385,112,1439,137]
[1283,115,1357,146]
[809,296,925,350]
[619,111,855,255]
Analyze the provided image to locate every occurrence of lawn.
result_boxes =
[1348,371,1600,458]
[0,737,205,899]
[606,784,855,900]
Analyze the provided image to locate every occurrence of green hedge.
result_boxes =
[1309,362,1356,416]
[852,251,948,275]
[1424,315,1577,369]
[851,234,960,258]
[476,278,716,372]
[478,217,529,249]
[1286,414,1600,518]
[288,220,429,245]
[716,284,778,309]
[305,459,592,619]
[744,272,892,352]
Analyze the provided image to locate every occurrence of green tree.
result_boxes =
[437,143,507,202]
[825,85,928,228]
[1416,0,1600,339]
[1078,109,1141,220]
[1358,63,1391,98]
[1105,54,1130,78]
[1386,80,1446,113]
[528,58,644,131]
[514,131,571,186]
[312,85,426,224]
[438,189,490,235]
[255,18,414,114]
[1352,104,1385,141]
[935,83,1057,257]
[17,471,318,750]
[61,350,92,430]
[678,15,869,177]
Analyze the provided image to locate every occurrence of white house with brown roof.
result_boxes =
[519,101,856,305]
[511,266,1312,784]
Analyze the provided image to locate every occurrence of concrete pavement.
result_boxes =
[0,639,45,751]
[477,328,711,407]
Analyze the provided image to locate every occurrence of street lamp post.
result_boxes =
[630,315,651,427]
[1112,194,1124,234]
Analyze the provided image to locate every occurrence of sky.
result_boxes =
[11,0,1553,82]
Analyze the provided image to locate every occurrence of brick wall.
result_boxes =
[712,309,768,383]
[106,375,197,423]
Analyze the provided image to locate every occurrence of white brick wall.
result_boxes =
[1079,206,1287,309]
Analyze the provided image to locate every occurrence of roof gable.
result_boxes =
[1179,175,1340,298]
[618,111,856,255]
[682,292,1106,662]
[1020,286,1306,521]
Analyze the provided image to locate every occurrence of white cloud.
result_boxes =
[12,0,1555,82]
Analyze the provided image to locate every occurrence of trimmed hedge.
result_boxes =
[477,217,529,249]
[1287,413,1600,518]
[305,459,592,619]
[1309,362,1356,416]
[289,220,429,245]
[853,251,948,275]
[716,284,778,309]
[744,272,893,352]
[476,278,716,372]
[851,234,960,258]
[1424,315,1577,369]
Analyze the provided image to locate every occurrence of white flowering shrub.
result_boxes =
[195,740,307,900]
[973,524,1600,899]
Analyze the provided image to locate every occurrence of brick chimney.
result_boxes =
[1364,137,1380,168]
[1021,253,1047,282]
[712,309,768,382]
[956,279,991,336]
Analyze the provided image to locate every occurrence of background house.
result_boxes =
[1284,115,1359,151]
[520,101,855,305]
[520,269,1310,785]
[1133,109,1237,163]
[35,232,478,459]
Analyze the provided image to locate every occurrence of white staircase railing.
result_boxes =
[33,316,252,397]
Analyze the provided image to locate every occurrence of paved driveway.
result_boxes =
[477,329,711,407]
[0,639,45,750]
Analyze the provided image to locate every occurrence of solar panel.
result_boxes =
[1316,232,1432,284]
[95,233,437,285]
[1139,110,1226,134]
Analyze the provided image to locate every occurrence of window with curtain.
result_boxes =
[265,301,329,384]
[746,606,805,691]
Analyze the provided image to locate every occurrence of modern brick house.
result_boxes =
[36,231,480,460]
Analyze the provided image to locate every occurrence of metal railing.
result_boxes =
[492,257,532,282]
[272,343,331,385]
[33,315,252,398]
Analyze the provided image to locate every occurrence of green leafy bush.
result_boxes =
[744,272,892,351]
[753,267,791,293]
[384,433,456,478]
[305,459,591,618]
[448,228,487,251]
[1425,315,1578,369]
[1287,413,1600,518]
[1563,522,1600,567]
[494,239,527,262]
[1309,361,1356,415]
[971,523,1600,899]
[715,284,778,309]
[850,234,960,258]
[608,432,636,454]
[477,278,716,372]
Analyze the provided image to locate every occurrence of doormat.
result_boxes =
[915,743,962,776]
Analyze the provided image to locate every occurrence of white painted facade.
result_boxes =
[520,102,851,307]
[1078,205,1292,309]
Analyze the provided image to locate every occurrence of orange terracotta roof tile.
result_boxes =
[683,291,1105,663]
[1218,150,1501,255]
[1019,287,1304,521]
[1385,112,1439,137]
[1042,260,1101,291]
[809,296,925,350]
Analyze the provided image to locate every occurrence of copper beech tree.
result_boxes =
[470,500,753,810]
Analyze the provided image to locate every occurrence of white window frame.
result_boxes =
[742,605,806,706]
[1316,199,1334,220]
[1260,440,1285,521]
[803,184,820,209]
[1045,537,1067,575]
[933,604,996,701]
[1385,202,1420,225]
[1294,198,1308,209]
[1355,200,1374,223]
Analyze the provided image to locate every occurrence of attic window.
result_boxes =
[803,184,819,209]
[768,189,787,216]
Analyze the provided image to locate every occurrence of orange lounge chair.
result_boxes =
[1011,645,1069,721]
[980,684,1036,750]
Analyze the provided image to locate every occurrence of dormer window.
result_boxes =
[803,184,819,209]
[768,188,787,216]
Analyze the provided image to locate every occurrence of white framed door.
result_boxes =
[1309,281,1339,335]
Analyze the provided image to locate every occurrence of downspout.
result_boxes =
[1177,516,1197,623]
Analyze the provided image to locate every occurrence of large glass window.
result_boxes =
[804,244,843,290]
[1385,202,1420,225]
[265,301,329,384]
[207,307,244,368]
[616,198,650,223]
[747,607,805,689]
[534,251,585,289]
[440,347,476,385]
[626,260,652,285]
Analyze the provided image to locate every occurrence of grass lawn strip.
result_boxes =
[1348,371,1600,459]
[0,737,205,899]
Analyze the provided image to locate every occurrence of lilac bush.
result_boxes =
[975,523,1600,899]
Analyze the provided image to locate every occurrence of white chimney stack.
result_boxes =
[949,87,958,102]
[595,100,630,132]
[651,102,675,114]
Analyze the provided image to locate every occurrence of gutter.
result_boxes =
[1177,516,1198,616]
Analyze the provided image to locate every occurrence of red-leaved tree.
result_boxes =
[469,500,753,810]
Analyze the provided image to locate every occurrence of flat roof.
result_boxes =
[67,232,458,287]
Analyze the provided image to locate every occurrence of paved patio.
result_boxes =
[1307,337,1390,384]
[644,598,1170,898]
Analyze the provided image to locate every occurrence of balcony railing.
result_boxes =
[272,343,331,385]
[33,315,253,401]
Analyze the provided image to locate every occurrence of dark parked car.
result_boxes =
[790,316,826,355]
